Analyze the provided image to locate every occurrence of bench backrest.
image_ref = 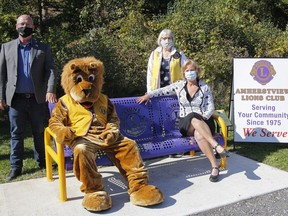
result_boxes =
[110,96,182,143]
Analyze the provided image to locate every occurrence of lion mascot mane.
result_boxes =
[49,57,164,211]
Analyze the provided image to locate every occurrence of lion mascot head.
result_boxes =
[61,56,104,108]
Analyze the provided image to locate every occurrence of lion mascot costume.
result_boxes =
[49,57,164,211]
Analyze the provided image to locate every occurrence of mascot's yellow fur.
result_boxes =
[49,57,164,211]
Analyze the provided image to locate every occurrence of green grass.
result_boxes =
[0,115,288,184]
[0,114,56,183]
[227,133,288,172]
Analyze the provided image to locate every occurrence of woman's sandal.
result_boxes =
[214,144,227,158]
[209,167,220,182]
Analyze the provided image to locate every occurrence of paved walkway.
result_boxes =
[1,153,288,216]
[195,187,288,216]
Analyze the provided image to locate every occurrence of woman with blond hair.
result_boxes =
[138,59,226,182]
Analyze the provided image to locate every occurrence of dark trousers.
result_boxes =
[8,94,46,171]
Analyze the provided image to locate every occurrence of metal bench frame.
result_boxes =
[44,96,227,201]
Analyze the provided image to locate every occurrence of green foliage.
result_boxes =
[56,9,154,97]
[1,0,288,109]
[0,0,41,42]
[0,1,19,42]
[79,0,135,31]
[56,28,127,97]
[159,0,288,110]
[142,0,175,16]
[237,0,288,30]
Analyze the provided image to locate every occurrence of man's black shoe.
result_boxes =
[7,170,22,181]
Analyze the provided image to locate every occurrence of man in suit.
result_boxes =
[0,14,57,181]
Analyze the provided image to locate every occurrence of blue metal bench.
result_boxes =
[45,95,227,201]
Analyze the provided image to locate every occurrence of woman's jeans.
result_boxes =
[8,94,46,172]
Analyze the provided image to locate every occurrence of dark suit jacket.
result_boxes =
[0,38,57,106]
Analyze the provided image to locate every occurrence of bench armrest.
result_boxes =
[45,127,66,158]
[44,127,67,201]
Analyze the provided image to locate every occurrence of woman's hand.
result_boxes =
[137,94,150,104]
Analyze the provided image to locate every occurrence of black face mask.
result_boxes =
[17,27,33,38]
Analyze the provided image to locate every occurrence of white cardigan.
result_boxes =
[148,80,215,119]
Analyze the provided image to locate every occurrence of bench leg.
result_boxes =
[44,130,53,182]
[56,142,67,202]
[219,157,226,170]
[189,150,195,156]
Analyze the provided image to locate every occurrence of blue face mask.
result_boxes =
[185,70,197,81]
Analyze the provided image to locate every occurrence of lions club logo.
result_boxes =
[250,60,276,85]
[122,107,147,137]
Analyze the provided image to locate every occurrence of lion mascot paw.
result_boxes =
[82,191,112,211]
[130,185,164,206]
[49,57,164,212]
